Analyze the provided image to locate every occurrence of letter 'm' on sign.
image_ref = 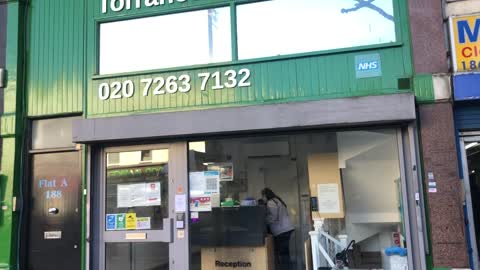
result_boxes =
[458,19,480,43]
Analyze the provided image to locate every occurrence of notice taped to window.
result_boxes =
[117,182,161,208]
[126,213,137,230]
[190,196,212,212]
[189,171,220,195]
[318,184,341,214]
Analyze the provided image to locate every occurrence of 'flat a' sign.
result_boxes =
[450,14,480,72]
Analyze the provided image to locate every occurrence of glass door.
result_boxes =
[98,143,188,270]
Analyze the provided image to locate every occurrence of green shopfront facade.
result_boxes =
[0,0,436,270]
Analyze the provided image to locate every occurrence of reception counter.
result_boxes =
[191,206,275,270]
[201,236,274,270]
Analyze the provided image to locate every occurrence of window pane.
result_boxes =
[106,242,169,270]
[105,149,169,231]
[237,0,396,59]
[32,117,80,150]
[99,7,231,74]
[188,129,408,270]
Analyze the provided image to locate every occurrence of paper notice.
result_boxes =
[189,172,205,195]
[144,182,161,206]
[117,185,131,208]
[204,171,220,194]
[189,171,220,195]
[175,194,187,213]
[190,196,212,212]
[130,183,147,206]
[117,182,161,208]
[126,213,137,230]
[136,217,151,230]
[318,184,341,214]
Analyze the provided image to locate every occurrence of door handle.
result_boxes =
[163,218,174,243]
[48,208,59,214]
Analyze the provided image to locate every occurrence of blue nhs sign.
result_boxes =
[355,53,382,78]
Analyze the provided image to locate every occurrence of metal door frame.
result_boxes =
[397,124,428,270]
[95,142,189,270]
[459,136,480,270]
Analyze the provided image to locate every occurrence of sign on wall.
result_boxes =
[355,53,382,78]
[450,14,480,72]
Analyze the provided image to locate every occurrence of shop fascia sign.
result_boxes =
[450,14,480,72]
[103,0,221,13]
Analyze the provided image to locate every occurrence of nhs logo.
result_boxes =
[355,53,382,78]
[357,61,379,71]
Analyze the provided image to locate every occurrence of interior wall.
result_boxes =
[341,133,401,252]
[189,129,406,268]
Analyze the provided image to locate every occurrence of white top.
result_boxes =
[266,198,295,236]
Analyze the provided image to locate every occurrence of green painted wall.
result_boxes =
[0,1,26,269]
[85,0,418,118]
[26,0,84,116]
[23,0,432,118]
[88,48,412,117]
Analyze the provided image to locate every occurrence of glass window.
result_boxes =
[188,129,408,270]
[32,117,80,150]
[105,149,169,231]
[99,7,231,75]
[237,0,396,59]
[106,242,169,270]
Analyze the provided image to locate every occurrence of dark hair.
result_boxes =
[261,188,287,208]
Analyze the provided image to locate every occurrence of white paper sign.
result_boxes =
[145,182,161,206]
[117,185,132,208]
[318,184,341,214]
[117,182,161,208]
[175,194,187,213]
[189,171,220,195]
[130,183,148,206]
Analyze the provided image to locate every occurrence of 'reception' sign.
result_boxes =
[450,14,480,72]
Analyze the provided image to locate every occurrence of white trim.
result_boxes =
[449,16,459,72]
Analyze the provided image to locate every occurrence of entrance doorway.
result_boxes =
[459,137,480,270]
[92,143,188,270]
[26,117,83,270]
[27,151,82,270]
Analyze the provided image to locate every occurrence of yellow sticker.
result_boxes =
[177,230,185,239]
[125,213,137,230]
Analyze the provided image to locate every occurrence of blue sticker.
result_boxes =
[106,214,116,231]
[204,171,220,177]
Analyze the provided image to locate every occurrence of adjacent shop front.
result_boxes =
[20,0,427,270]
[451,13,480,270]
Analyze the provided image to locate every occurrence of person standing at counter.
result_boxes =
[261,188,295,270]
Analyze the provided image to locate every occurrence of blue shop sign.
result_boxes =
[454,73,480,101]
